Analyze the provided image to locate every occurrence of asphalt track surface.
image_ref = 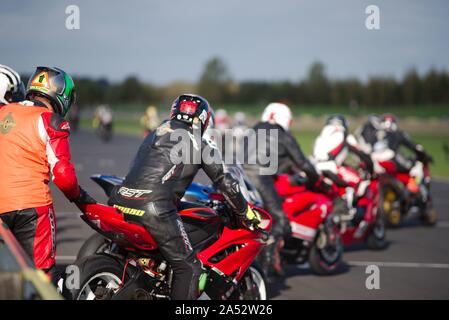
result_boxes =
[53,130,449,300]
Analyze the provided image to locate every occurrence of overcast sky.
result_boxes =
[1,0,448,84]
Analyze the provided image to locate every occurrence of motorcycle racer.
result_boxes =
[313,115,374,175]
[108,94,260,300]
[370,113,433,197]
[243,102,321,277]
[0,66,95,280]
[354,115,382,154]
[140,105,160,137]
[374,114,431,173]
[312,115,374,220]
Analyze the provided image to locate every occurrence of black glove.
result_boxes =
[71,186,97,204]
[305,175,319,191]
[318,179,333,195]
[238,205,262,231]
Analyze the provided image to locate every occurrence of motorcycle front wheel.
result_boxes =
[230,263,267,300]
[366,216,388,250]
[309,228,343,276]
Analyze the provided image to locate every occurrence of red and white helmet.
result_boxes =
[261,102,293,131]
[380,113,398,132]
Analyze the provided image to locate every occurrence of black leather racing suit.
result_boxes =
[359,121,379,150]
[384,130,426,172]
[109,120,248,300]
[242,122,320,238]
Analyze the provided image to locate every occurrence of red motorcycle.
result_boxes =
[64,190,271,300]
[274,175,343,275]
[376,154,436,227]
[322,165,387,250]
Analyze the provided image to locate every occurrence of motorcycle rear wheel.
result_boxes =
[63,254,127,300]
[420,205,437,226]
[76,233,111,261]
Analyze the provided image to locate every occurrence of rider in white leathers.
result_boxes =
[312,115,374,222]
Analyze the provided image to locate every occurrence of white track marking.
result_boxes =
[348,261,449,269]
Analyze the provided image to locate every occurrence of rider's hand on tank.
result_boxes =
[317,179,334,195]
[305,178,318,191]
[72,186,97,204]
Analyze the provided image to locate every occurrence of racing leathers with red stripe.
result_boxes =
[313,123,374,176]
[0,100,81,276]
[40,107,81,201]
[312,123,375,219]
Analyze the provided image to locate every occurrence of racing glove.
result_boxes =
[239,205,262,231]
[310,177,335,197]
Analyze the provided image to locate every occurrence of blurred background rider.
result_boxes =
[243,102,322,278]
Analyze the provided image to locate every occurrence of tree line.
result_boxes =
[22,58,449,108]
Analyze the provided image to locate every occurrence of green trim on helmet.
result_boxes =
[59,73,75,117]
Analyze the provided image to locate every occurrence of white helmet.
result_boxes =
[261,102,292,131]
[0,64,25,104]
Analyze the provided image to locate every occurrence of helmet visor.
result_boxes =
[28,68,66,96]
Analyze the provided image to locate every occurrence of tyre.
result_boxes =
[76,233,111,261]
[386,208,402,227]
[420,201,437,226]
[309,229,343,276]
[231,263,267,300]
[63,254,127,300]
[366,217,387,250]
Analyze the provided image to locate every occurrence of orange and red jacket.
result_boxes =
[0,101,80,214]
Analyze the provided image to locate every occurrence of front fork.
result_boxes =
[316,217,339,250]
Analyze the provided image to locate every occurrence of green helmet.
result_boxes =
[26,66,76,117]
